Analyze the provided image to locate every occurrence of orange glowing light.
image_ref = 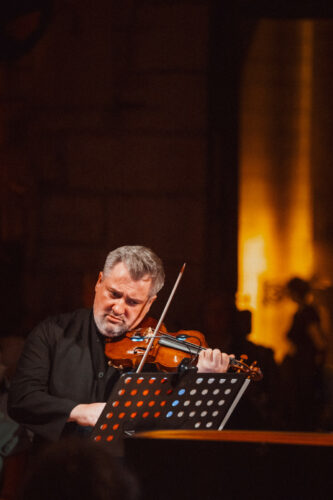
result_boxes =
[238,20,315,361]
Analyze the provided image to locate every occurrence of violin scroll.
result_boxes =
[229,355,263,381]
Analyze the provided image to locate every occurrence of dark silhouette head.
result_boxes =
[21,438,139,500]
[286,277,311,303]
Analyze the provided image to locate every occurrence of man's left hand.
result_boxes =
[197,349,230,373]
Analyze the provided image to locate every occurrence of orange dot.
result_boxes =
[160,378,167,384]
[148,401,155,407]
[160,401,166,407]
[112,401,119,407]
[118,412,126,419]
[107,435,114,442]
[154,412,161,418]
[154,389,161,396]
[118,389,125,396]
[94,435,101,441]
[142,389,149,396]
[125,377,132,384]
[130,389,138,396]
[137,377,144,384]
[125,401,132,407]
[113,424,119,430]
[142,412,149,418]
[137,401,143,407]
[130,412,137,419]
[100,424,108,430]
[166,389,173,395]
[149,378,156,384]
[106,412,113,419]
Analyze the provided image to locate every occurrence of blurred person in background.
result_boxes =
[204,294,280,430]
[280,277,328,430]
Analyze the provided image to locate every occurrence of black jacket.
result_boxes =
[8,309,119,442]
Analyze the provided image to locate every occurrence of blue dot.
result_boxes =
[131,335,144,342]
[178,389,185,396]
[176,334,187,341]
[172,400,179,407]
[166,411,173,418]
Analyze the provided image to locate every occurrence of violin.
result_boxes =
[104,317,263,381]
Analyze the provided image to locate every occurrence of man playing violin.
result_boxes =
[8,246,231,443]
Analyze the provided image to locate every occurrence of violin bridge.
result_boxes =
[143,327,153,342]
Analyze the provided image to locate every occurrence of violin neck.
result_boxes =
[157,334,261,380]
[159,336,246,369]
[158,335,204,357]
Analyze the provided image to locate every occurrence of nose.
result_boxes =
[112,298,125,316]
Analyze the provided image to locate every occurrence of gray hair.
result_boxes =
[102,245,165,296]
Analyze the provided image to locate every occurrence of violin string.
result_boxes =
[132,330,249,366]
[131,329,205,351]
[130,327,261,379]
[157,334,254,374]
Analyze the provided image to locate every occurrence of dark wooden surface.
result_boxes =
[125,430,333,500]
[134,429,333,446]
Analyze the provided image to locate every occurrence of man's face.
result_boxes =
[93,262,156,338]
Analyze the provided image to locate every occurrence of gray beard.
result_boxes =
[94,315,127,338]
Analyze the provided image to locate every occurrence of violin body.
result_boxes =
[104,317,208,372]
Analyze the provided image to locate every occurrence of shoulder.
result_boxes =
[27,309,92,344]
[302,304,320,323]
[43,308,91,328]
[242,340,276,367]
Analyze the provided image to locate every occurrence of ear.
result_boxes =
[148,294,157,310]
[95,272,103,292]
[141,294,157,321]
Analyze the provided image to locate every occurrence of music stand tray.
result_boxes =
[91,371,250,451]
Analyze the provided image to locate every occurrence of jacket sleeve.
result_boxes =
[7,322,78,442]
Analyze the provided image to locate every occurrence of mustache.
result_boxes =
[109,309,125,321]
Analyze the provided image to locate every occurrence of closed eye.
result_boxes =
[107,287,142,306]
[108,289,122,299]
[126,298,140,307]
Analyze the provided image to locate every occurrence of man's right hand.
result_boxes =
[68,403,106,427]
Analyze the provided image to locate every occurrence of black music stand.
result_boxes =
[91,370,250,454]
